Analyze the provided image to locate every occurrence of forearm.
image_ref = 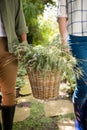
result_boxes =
[20,34,27,42]
[57,17,67,44]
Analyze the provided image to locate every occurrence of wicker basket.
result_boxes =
[27,69,61,100]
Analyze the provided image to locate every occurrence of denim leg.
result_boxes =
[68,35,87,130]
[74,103,84,130]
[82,100,87,129]
[68,38,87,104]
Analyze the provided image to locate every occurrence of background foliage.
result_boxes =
[22,0,56,45]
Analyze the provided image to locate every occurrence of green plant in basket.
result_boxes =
[15,42,82,77]
[14,40,83,100]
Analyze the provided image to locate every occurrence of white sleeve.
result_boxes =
[57,0,68,17]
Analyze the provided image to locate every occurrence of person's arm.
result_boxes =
[57,17,67,44]
[57,0,68,44]
[15,0,28,43]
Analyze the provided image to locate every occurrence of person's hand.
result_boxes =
[62,44,69,53]
[14,41,29,60]
[61,38,70,53]
[61,38,67,45]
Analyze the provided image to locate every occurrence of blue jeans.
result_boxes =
[68,35,87,130]
[74,101,87,130]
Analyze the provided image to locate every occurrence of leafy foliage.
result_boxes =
[16,63,27,88]
[49,35,81,94]
[15,36,82,80]
[22,0,56,45]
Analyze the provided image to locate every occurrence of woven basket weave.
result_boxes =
[27,69,61,100]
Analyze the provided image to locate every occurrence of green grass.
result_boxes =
[13,101,74,130]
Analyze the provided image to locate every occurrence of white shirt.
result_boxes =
[57,0,87,36]
[0,14,6,36]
